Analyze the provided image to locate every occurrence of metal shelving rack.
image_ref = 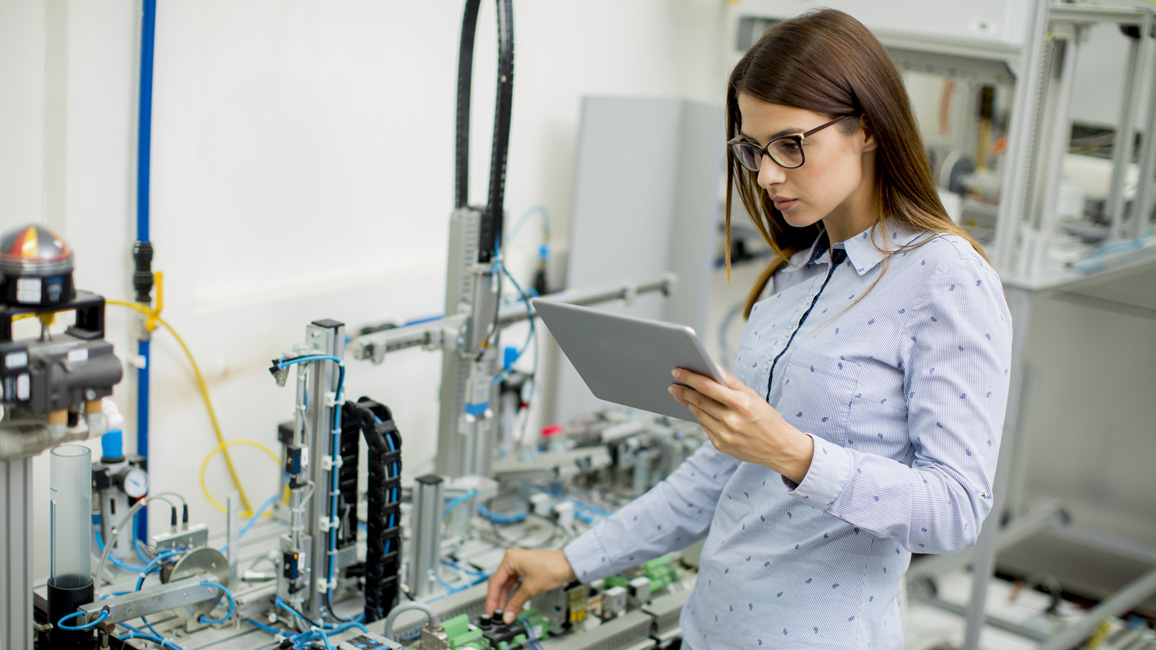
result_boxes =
[729,1,1156,648]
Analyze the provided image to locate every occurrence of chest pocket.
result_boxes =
[775,347,861,446]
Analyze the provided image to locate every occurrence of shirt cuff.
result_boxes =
[563,529,613,583]
[782,434,854,510]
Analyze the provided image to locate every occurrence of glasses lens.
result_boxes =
[730,143,760,172]
[769,138,803,168]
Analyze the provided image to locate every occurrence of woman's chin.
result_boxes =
[781,209,818,230]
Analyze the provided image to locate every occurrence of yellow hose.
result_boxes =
[108,276,254,515]
[199,439,282,515]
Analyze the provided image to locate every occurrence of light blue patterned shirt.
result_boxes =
[563,220,1013,649]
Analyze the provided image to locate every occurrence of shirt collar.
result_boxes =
[782,219,924,276]
[781,230,838,274]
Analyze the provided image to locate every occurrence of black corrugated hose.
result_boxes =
[454,0,515,265]
[454,0,480,211]
[341,398,403,623]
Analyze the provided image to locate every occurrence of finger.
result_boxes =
[671,384,728,423]
[685,399,725,437]
[486,561,518,615]
[504,584,532,623]
[674,368,739,407]
[717,364,745,391]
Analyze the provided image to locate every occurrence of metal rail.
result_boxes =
[349,273,677,363]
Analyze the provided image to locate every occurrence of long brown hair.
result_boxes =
[725,9,986,318]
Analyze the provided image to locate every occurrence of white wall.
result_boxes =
[0,0,46,228]
[2,0,728,581]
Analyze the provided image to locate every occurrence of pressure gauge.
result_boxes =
[119,467,149,498]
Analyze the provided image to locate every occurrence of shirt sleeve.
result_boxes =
[563,439,739,582]
[784,257,1012,554]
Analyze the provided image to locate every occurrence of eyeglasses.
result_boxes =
[727,115,852,172]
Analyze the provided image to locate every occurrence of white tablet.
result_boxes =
[532,298,726,422]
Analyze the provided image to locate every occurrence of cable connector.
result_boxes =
[319,517,338,533]
[316,577,336,593]
[324,391,339,407]
[321,455,343,472]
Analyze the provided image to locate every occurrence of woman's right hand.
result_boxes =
[485,548,577,624]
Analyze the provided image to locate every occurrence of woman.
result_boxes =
[486,9,1012,649]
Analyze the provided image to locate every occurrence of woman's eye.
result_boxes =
[777,140,801,153]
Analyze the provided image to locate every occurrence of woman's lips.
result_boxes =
[773,197,798,211]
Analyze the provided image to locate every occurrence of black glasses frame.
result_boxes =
[727,115,853,172]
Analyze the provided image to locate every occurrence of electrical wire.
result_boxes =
[198,439,280,516]
[116,622,185,650]
[57,609,109,630]
[237,491,281,541]
[486,512,566,549]
[94,530,149,572]
[443,490,479,518]
[542,487,613,519]
[507,205,549,245]
[131,550,179,643]
[135,551,180,591]
[95,495,178,598]
[275,355,350,626]
[276,596,327,630]
[519,616,545,650]
[134,539,154,565]
[108,300,254,514]
[518,317,540,448]
[244,617,284,636]
[381,601,440,641]
[441,559,488,577]
[477,503,526,524]
[197,581,235,625]
[493,258,534,385]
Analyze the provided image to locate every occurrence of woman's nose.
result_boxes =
[757,154,785,189]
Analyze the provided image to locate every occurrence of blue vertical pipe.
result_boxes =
[137,0,154,245]
[135,0,157,545]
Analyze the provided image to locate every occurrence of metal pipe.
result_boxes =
[1107,23,1143,241]
[1038,567,1156,650]
[408,475,444,600]
[1031,35,1079,278]
[992,0,1051,274]
[1130,11,1156,240]
[1,458,33,650]
[907,591,1049,642]
[350,273,677,362]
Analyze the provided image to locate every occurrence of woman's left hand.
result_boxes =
[669,367,814,484]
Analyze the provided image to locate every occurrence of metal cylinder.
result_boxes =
[2,458,34,650]
[50,444,92,589]
[408,475,444,599]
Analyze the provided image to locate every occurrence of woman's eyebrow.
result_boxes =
[739,127,802,144]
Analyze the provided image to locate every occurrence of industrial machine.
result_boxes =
[0,223,123,650]
[6,3,700,650]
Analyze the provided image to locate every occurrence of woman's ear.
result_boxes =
[859,116,877,153]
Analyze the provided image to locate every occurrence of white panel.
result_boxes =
[553,97,723,426]
[733,0,1032,47]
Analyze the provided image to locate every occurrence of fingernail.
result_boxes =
[671,369,680,379]
[667,385,676,395]
[503,611,515,624]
